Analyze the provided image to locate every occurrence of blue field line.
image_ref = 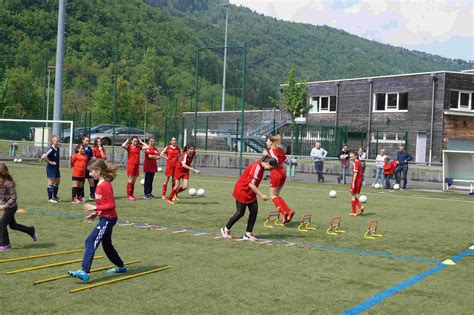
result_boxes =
[25,209,439,264]
[341,248,474,315]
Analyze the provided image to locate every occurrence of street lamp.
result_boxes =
[220,0,229,112]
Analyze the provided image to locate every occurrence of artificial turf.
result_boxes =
[1,162,473,314]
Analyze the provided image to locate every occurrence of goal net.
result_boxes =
[0,118,74,168]
[443,150,474,193]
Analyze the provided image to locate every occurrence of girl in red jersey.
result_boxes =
[220,156,277,241]
[161,137,181,200]
[92,137,107,160]
[67,159,126,282]
[121,136,149,201]
[263,135,295,224]
[143,137,162,199]
[71,144,88,203]
[349,151,365,216]
[167,144,200,204]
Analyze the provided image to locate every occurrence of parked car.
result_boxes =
[90,127,154,145]
[63,124,122,143]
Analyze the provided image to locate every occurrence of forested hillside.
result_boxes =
[0,0,471,131]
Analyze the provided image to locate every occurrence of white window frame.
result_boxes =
[370,132,406,144]
[450,89,473,112]
[373,92,408,112]
[309,96,336,113]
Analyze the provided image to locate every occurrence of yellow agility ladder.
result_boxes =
[297,214,316,232]
[364,220,383,239]
[264,211,284,228]
[326,216,346,236]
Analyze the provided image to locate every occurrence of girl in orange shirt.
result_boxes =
[71,144,88,203]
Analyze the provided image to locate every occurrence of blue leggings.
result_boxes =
[82,217,124,273]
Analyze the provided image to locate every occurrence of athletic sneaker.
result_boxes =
[220,227,232,239]
[281,212,288,224]
[127,196,138,201]
[67,269,90,282]
[32,226,38,242]
[166,200,174,205]
[161,195,166,200]
[143,195,152,200]
[359,207,365,216]
[71,198,81,204]
[106,266,128,274]
[288,210,296,223]
[348,212,358,217]
[53,197,61,202]
[0,244,12,251]
[48,199,58,203]
[173,196,179,202]
[149,194,157,199]
[242,232,258,241]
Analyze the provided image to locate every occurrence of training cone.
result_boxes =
[441,259,456,266]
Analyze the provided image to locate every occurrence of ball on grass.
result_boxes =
[196,188,205,197]
[140,178,145,186]
[374,183,381,189]
[393,184,400,190]
[188,188,197,196]
[13,158,18,163]
[157,167,162,172]
[329,190,337,198]
[359,195,367,203]
[17,158,22,163]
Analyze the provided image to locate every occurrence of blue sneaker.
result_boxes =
[67,269,90,282]
[106,266,127,274]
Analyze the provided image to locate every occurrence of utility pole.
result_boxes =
[220,1,229,112]
[52,0,66,137]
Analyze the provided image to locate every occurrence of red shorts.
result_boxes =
[350,182,362,194]
[174,170,189,181]
[165,164,176,177]
[270,168,286,188]
[127,164,140,177]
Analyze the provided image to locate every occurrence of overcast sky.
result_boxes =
[230,0,474,61]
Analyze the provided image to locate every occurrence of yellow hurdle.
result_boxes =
[0,249,83,264]
[70,265,172,293]
[33,260,141,285]
[6,256,104,275]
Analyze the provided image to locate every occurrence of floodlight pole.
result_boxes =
[220,2,229,112]
[239,43,247,175]
[194,48,200,145]
[112,47,119,163]
[52,0,65,137]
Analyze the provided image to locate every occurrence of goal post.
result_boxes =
[443,150,474,193]
[0,118,74,168]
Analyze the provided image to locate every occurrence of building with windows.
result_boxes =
[305,70,474,163]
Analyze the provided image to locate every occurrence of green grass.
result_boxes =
[1,162,473,314]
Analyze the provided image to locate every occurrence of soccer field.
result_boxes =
[1,162,473,314]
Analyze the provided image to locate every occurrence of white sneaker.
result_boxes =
[48,199,58,203]
[242,232,257,241]
[220,227,232,239]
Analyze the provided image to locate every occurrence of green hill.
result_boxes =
[0,0,471,131]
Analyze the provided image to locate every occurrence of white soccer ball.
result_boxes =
[13,158,18,163]
[17,158,22,163]
[196,188,205,197]
[188,188,197,196]
[329,190,337,198]
[359,195,367,203]
[157,167,162,172]
[374,183,381,189]
[140,178,145,186]
[393,184,400,190]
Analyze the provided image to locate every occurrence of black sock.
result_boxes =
[72,187,77,199]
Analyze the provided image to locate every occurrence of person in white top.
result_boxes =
[357,147,367,186]
[373,148,386,186]
[310,142,327,182]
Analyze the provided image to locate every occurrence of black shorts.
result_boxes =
[72,177,85,182]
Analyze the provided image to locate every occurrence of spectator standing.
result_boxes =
[310,142,327,182]
[357,147,367,186]
[394,146,414,189]
[337,144,350,184]
[373,149,386,186]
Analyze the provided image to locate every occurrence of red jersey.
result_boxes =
[92,146,107,160]
[144,147,160,172]
[351,159,363,184]
[127,145,142,165]
[268,147,286,169]
[232,161,264,204]
[71,153,88,178]
[162,146,180,167]
[384,163,394,175]
[175,151,195,174]
[94,180,117,218]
